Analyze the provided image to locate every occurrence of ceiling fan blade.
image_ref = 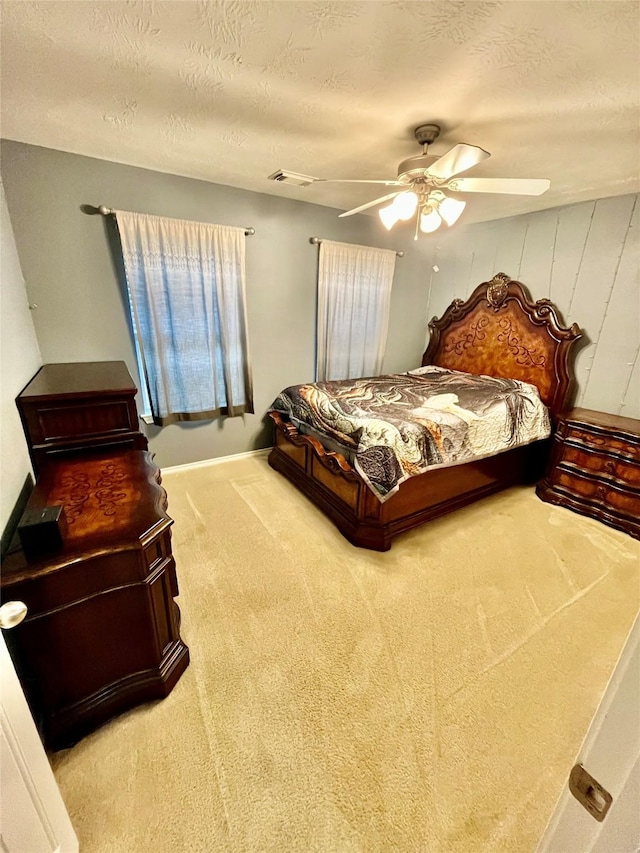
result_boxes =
[338,191,402,218]
[449,177,551,195]
[267,170,403,188]
[315,179,404,185]
[427,143,491,180]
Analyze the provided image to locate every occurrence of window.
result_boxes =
[115,211,253,426]
[316,240,397,381]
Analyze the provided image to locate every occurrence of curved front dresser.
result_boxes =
[1,450,189,749]
[536,408,640,540]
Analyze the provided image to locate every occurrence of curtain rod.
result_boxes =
[96,206,255,236]
[309,236,404,258]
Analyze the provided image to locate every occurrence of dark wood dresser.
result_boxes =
[16,361,148,474]
[536,408,640,539]
[1,450,189,749]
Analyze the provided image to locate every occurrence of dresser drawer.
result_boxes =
[25,398,137,444]
[552,468,640,518]
[564,423,640,463]
[559,443,640,488]
[17,362,148,474]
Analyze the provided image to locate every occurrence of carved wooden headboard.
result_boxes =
[421,273,583,416]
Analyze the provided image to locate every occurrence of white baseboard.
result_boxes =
[161,447,269,475]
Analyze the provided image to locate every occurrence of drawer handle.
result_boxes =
[604,460,616,474]
[595,485,607,501]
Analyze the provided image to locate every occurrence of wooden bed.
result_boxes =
[268,274,582,551]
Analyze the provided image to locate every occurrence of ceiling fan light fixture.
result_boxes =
[277,121,551,233]
[392,191,418,220]
[420,208,442,234]
[379,203,400,230]
[438,196,466,226]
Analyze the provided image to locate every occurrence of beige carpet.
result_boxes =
[51,454,639,852]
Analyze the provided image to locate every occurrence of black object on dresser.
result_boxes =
[16,361,148,474]
[536,408,640,540]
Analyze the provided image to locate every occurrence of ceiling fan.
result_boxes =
[268,123,550,239]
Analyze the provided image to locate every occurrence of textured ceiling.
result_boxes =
[1,1,639,225]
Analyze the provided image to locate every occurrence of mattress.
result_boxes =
[269,366,551,502]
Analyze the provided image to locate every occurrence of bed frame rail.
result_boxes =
[269,411,547,551]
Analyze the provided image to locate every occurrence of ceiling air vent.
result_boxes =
[267,170,317,187]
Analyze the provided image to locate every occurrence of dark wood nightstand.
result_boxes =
[16,361,148,475]
[1,451,189,749]
[536,408,640,539]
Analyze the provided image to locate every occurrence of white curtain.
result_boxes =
[316,240,396,381]
[115,210,253,425]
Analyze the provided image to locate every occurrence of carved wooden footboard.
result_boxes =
[268,275,583,551]
[269,410,546,550]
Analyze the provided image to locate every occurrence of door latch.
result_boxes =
[568,764,612,822]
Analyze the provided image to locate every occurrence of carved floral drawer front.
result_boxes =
[564,424,640,463]
[560,443,640,488]
[553,469,640,516]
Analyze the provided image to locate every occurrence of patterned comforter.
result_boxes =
[269,366,551,502]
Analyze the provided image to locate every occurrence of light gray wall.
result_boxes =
[420,194,639,419]
[0,181,42,529]
[3,139,635,476]
[0,141,430,468]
